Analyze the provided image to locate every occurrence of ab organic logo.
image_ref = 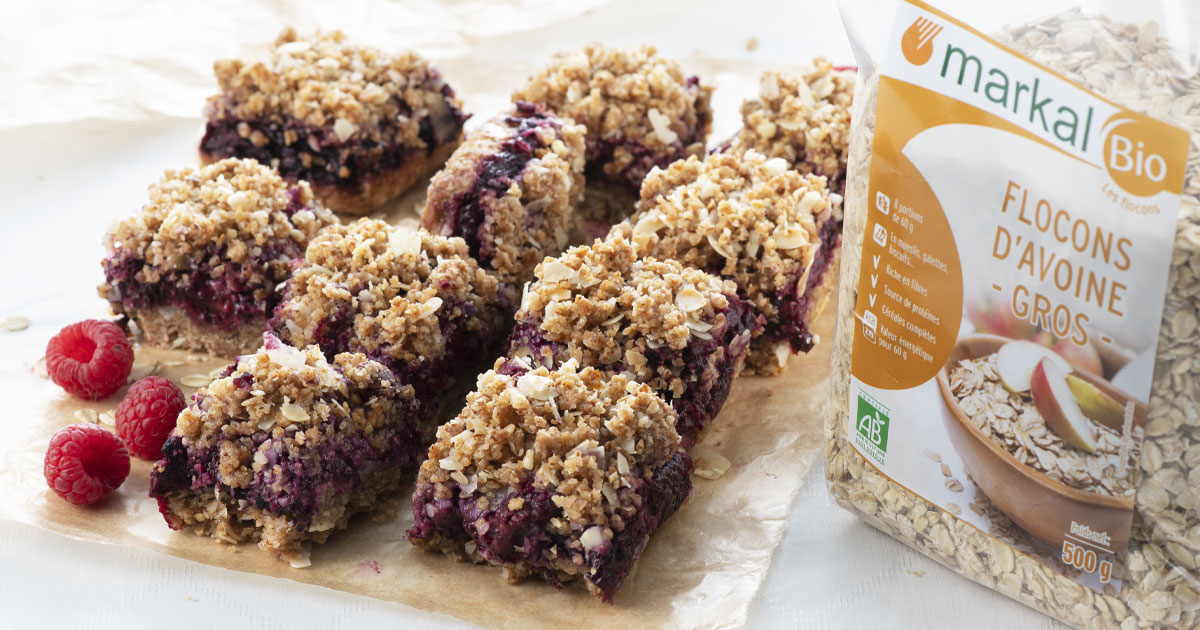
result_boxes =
[854,391,891,465]
[901,16,943,66]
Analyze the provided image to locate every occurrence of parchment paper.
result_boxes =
[0,1,848,628]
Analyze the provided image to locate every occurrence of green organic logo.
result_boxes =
[854,391,891,465]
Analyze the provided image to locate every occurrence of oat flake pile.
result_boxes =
[827,1,1200,628]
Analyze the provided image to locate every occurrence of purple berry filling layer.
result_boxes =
[774,217,841,352]
[102,190,312,331]
[585,76,705,192]
[437,101,559,264]
[150,374,423,530]
[407,450,692,602]
[200,86,465,193]
[506,294,759,444]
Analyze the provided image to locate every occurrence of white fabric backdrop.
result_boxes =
[0,0,1070,626]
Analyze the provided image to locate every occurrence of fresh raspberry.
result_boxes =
[45,319,134,400]
[43,424,131,505]
[116,376,186,459]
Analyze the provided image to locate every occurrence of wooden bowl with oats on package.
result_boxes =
[936,334,1147,550]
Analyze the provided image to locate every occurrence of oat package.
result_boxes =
[826,1,1200,627]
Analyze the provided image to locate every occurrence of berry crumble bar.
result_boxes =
[506,237,760,444]
[512,44,712,236]
[150,334,421,565]
[268,219,512,414]
[421,101,586,285]
[717,60,853,218]
[99,158,336,357]
[407,359,692,602]
[614,150,840,375]
[199,28,468,216]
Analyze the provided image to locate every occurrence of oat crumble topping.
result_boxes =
[512,43,712,185]
[104,158,333,273]
[173,335,413,471]
[272,219,507,368]
[422,103,586,283]
[206,28,462,146]
[512,237,737,397]
[421,360,681,529]
[619,150,833,327]
[728,60,854,190]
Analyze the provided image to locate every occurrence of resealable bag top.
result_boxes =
[826,0,1200,627]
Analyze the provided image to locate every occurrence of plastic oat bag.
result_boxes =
[826,0,1200,627]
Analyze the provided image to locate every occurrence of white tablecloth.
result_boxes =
[0,0,1071,626]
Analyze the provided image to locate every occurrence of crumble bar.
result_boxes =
[421,101,586,285]
[512,43,712,234]
[99,158,336,357]
[718,60,854,218]
[150,333,421,565]
[615,150,840,375]
[407,359,692,602]
[268,219,511,414]
[199,28,468,215]
[506,237,760,444]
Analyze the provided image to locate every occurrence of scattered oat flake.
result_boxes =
[98,412,115,426]
[180,374,212,388]
[745,37,759,51]
[2,315,29,331]
[74,409,99,423]
[908,569,926,577]
[33,357,48,378]
[692,446,732,480]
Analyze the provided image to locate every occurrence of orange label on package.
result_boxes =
[846,0,1187,597]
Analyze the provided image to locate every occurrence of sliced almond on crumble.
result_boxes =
[226,190,254,213]
[418,297,443,320]
[601,482,619,505]
[602,313,624,326]
[706,233,736,261]
[266,344,308,371]
[770,225,810,250]
[674,285,706,312]
[647,108,678,144]
[517,373,555,400]
[280,397,310,423]
[798,190,827,214]
[388,228,423,258]
[633,212,667,236]
[763,157,789,177]
[333,117,359,142]
[580,525,607,551]
[540,260,574,283]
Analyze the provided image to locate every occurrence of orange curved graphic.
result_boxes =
[901,17,943,66]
